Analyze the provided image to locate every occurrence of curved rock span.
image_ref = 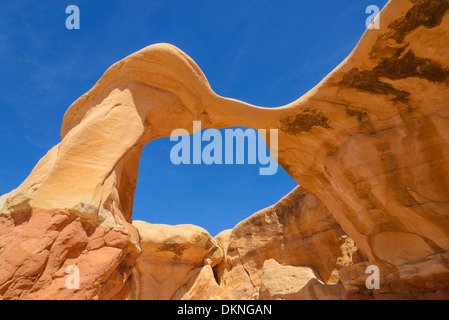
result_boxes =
[1,0,449,299]
[129,186,362,300]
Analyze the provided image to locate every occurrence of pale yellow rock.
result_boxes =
[1,0,449,299]
[128,220,222,300]
[127,187,355,300]
[258,259,320,300]
[258,259,347,300]
[132,220,222,265]
[223,186,358,288]
[174,265,223,300]
[212,229,232,284]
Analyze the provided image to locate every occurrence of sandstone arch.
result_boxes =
[1,0,449,299]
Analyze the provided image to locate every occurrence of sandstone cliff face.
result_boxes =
[1,0,449,299]
[128,221,223,300]
[216,186,362,300]
[258,259,347,300]
[274,0,449,298]
[128,186,362,300]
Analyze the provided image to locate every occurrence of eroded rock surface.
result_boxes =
[1,0,449,299]
[129,186,361,300]
[258,259,347,300]
[216,186,362,300]
[128,221,222,300]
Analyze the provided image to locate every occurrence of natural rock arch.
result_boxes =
[1,0,449,299]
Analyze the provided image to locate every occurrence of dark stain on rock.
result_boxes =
[400,105,420,122]
[251,218,264,228]
[340,0,449,103]
[345,107,376,133]
[244,249,259,258]
[343,169,396,231]
[323,141,339,156]
[199,110,212,127]
[339,68,410,104]
[421,236,444,253]
[303,108,318,114]
[375,141,419,206]
[339,48,449,104]
[280,111,330,135]
[416,116,449,201]
[158,243,189,256]
[11,210,32,226]
[369,38,401,60]
[375,212,403,233]
[389,0,449,43]
[345,108,369,123]
[377,49,448,83]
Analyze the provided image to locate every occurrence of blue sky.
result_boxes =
[0,0,388,236]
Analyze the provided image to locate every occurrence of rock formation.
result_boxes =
[257,259,347,300]
[1,0,449,299]
[214,186,362,300]
[128,221,223,300]
[128,186,361,300]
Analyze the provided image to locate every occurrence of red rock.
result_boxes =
[1,0,448,299]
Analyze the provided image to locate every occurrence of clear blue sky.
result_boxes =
[0,0,388,236]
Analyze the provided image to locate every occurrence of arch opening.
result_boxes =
[132,127,298,237]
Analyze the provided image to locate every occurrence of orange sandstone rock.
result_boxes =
[1,0,449,299]
[127,221,222,300]
[128,187,361,300]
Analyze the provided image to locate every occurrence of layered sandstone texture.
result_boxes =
[128,221,223,300]
[128,186,361,300]
[1,0,449,299]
